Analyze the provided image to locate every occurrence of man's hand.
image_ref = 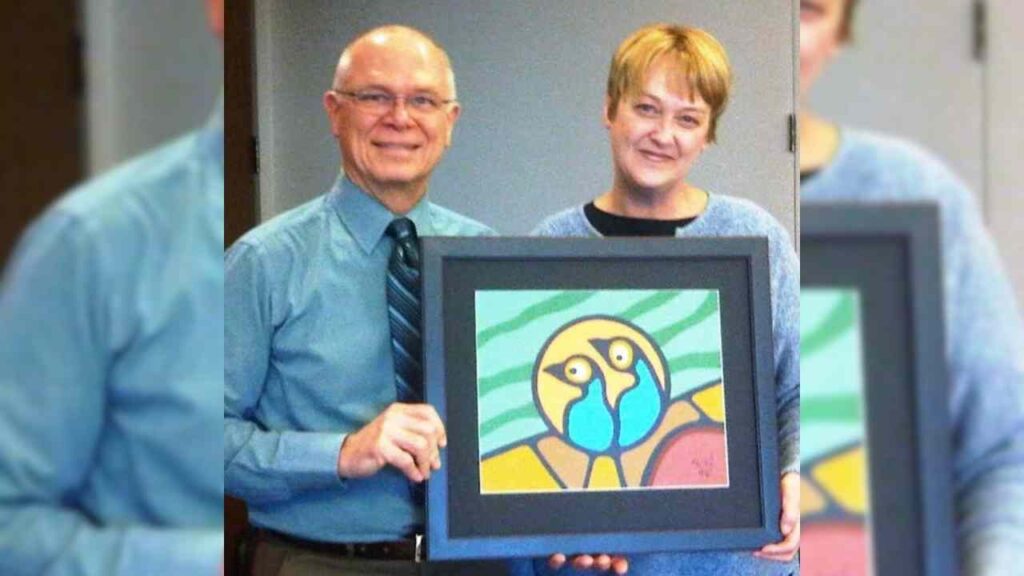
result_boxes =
[754,471,800,562]
[548,553,629,575]
[337,403,447,482]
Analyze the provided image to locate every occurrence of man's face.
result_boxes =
[324,35,460,196]
[604,58,711,196]
[799,0,845,100]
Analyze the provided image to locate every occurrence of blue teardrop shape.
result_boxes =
[566,379,614,453]
[617,359,661,448]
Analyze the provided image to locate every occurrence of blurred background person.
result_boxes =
[799,1,1024,574]
[0,1,224,574]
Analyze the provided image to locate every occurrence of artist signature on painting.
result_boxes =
[692,454,716,479]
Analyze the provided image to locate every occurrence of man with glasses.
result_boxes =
[225,25,492,575]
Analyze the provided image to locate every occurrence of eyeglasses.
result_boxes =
[333,89,456,115]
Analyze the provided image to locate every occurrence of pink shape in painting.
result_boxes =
[801,521,870,576]
[649,427,727,486]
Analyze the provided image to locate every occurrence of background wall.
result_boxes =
[806,0,985,194]
[807,0,1022,304]
[986,0,1023,305]
[253,0,798,240]
[83,0,222,174]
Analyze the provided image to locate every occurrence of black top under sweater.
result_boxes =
[583,202,696,237]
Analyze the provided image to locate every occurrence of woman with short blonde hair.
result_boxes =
[509,23,801,576]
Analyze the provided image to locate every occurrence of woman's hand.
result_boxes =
[753,471,800,562]
[547,552,629,574]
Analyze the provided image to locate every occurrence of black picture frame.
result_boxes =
[801,203,957,576]
[421,237,781,560]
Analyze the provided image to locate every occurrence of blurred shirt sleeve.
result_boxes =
[0,212,221,576]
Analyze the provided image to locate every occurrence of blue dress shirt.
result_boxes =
[0,105,224,575]
[224,177,492,543]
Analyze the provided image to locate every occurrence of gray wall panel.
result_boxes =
[83,0,222,174]
[806,0,984,196]
[987,0,1023,304]
[809,0,1021,307]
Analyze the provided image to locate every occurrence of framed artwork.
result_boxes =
[800,203,957,576]
[421,237,781,560]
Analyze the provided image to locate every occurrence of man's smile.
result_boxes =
[373,141,421,152]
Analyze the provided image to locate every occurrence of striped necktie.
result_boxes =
[385,218,423,403]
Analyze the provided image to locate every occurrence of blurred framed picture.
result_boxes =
[800,204,957,576]
[420,237,780,560]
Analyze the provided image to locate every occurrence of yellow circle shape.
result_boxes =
[533,316,668,436]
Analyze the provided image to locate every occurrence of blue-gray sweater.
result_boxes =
[803,128,1024,576]
[509,194,800,576]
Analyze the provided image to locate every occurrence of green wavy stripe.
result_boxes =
[477,291,718,399]
[802,294,856,357]
[651,292,719,344]
[478,363,533,396]
[479,404,541,437]
[802,394,861,423]
[477,291,674,396]
[476,291,598,348]
[667,351,721,373]
[619,291,678,321]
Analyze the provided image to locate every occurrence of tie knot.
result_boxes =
[386,218,420,268]
[386,218,417,243]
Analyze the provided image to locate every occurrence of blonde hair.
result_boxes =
[606,24,732,143]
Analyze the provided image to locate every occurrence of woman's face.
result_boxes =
[799,0,846,100]
[604,57,712,197]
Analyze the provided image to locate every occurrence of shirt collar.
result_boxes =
[332,175,435,254]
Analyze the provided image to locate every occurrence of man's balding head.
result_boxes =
[332,26,456,98]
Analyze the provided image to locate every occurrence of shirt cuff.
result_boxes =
[280,431,348,493]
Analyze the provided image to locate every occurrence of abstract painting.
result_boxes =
[475,289,729,494]
[800,288,872,575]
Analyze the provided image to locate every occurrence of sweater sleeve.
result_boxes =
[766,223,801,475]
[931,164,1024,576]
